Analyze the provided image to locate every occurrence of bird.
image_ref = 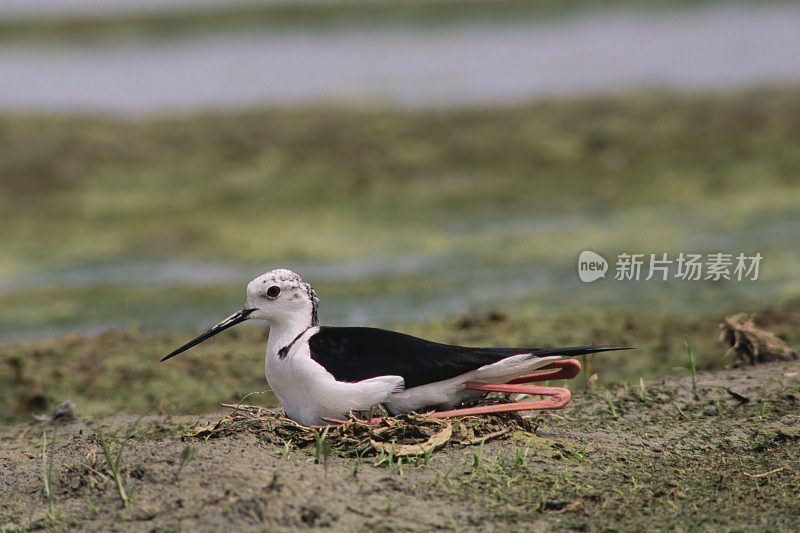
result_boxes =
[162,268,629,426]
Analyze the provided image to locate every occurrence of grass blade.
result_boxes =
[97,427,129,506]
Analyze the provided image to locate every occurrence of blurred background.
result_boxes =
[1,0,800,417]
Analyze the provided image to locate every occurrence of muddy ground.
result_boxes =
[2,359,799,532]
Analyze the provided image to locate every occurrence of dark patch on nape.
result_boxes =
[309,287,319,327]
[278,329,310,359]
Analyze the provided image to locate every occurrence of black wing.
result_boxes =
[307,326,629,389]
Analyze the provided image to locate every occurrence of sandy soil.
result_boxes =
[2,360,799,532]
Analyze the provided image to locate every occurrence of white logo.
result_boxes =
[578,250,608,282]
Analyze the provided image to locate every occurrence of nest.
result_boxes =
[184,404,537,457]
[719,313,798,365]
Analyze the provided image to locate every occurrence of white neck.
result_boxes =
[265,314,314,359]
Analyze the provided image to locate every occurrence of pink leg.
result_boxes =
[319,358,582,424]
[427,384,571,418]
[506,358,582,384]
[425,358,582,419]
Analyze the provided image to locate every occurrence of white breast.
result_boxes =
[265,328,403,426]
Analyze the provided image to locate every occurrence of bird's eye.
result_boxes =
[266,285,281,298]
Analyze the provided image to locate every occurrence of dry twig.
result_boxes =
[719,313,798,365]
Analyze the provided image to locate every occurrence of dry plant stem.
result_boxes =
[41,429,55,516]
[685,339,697,394]
[583,353,596,392]
[745,467,785,478]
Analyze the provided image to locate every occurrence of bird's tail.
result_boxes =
[469,345,631,384]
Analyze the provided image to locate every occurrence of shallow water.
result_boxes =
[2,3,800,114]
[0,0,265,18]
[2,207,797,340]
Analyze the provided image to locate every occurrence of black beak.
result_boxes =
[161,308,256,362]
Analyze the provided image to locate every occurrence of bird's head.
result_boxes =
[161,268,318,362]
[245,269,319,325]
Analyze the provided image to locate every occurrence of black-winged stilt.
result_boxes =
[162,269,629,426]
